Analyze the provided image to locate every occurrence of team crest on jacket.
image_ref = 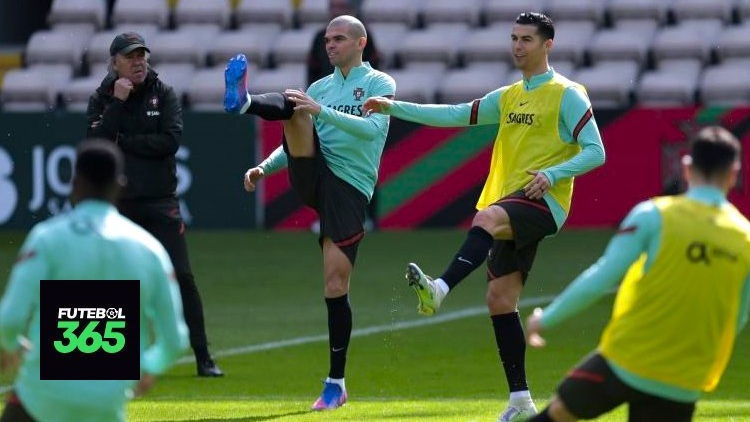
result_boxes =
[353,87,365,101]
[146,95,160,117]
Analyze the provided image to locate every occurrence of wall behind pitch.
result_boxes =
[0,112,257,229]
[259,106,750,230]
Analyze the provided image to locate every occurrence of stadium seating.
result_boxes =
[1,64,73,111]
[636,59,703,106]
[420,0,484,26]
[573,60,640,109]
[360,0,421,26]
[607,0,669,22]
[460,22,514,65]
[173,0,232,29]
[47,0,107,30]
[388,63,447,103]
[483,0,548,23]
[396,24,471,67]
[209,25,282,68]
[699,58,750,105]
[438,62,508,103]
[651,19,724,63]
[296,0,330,26]
[111,0,170,29]
[235,0,294,28]
[587,19,657,67]
[7,0,750,112]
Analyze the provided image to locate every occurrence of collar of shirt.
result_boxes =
[523,67,555,91]
[76,199,116,214]
[686,186,727,206]
[332,61,373,82]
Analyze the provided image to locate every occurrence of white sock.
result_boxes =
[434,278,450,297]
[326,377,346,390]
[509,390,532,402]
[239,92,252,114]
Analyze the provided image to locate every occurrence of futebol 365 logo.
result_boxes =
[40,280,140,380]
[54,307,127,354]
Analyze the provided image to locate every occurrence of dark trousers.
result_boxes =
[118,197,209,358]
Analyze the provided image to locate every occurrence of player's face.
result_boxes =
[510,24,550,75]
[324,23,362,69]
[113,48,148,85]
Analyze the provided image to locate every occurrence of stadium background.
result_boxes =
[1,1,750,231]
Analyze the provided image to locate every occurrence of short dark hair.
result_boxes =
[75,139,124,191]
[690,126,741,178]
[515,12,555,40]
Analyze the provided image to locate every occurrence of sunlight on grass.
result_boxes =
[128,398,750,421]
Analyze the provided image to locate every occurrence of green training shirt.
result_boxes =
[259,62,396,200]
[0,200,189,422]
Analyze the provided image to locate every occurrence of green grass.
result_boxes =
[1,229,749,421]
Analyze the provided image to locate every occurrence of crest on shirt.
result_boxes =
[149,95,159,108]
[353,87,365,101]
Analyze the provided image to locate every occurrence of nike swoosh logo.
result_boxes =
[519,101,529,106]
[457,257,473,265]
[331,347,345,352]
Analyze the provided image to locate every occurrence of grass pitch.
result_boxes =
[1,229,748,421]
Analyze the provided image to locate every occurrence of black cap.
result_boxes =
[109,32,150,56]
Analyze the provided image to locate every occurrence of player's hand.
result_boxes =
[113,77,134,101]
[526,307,547,348]
[363,96,393,115]
[244,166,264,192]
[133,373,156,397]
[284,89,321,115]
[523,170,551,200]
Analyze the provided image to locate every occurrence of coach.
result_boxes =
[85,32,223,377]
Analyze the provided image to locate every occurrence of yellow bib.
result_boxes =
[476,74,583,212]
[600,195,750,391]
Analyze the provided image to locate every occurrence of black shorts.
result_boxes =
[557,352,696,421]
[486,190,557,282]
[283,133,367,265]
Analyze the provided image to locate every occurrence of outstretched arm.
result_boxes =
[364,88,506,127]
[526,200,660,347]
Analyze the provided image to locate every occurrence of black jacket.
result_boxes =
[86,69,183,200]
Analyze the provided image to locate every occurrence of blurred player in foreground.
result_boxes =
[525,125,750,422]
[0,139,188,422]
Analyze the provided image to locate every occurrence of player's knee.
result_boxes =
[486,278,521,312]
[473,206,511,237]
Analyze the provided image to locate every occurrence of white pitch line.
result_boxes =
[175,294,557,364]
[0,294,557,393]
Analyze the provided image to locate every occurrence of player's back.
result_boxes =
[43,200,167,282]
[11,200,173,422]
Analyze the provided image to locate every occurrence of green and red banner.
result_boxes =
[260,106,750,230]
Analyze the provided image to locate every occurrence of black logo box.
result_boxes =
[40,279,140,380]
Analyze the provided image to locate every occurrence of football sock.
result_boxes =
[433,278,450,297]
[325,377,346,390]
[440,226,494,289]
[492,312,529,392]
[245,92,295,120]
[326,294,352,379]
[510,390,532,401]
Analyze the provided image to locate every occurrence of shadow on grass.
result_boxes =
[151,410,310,421]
